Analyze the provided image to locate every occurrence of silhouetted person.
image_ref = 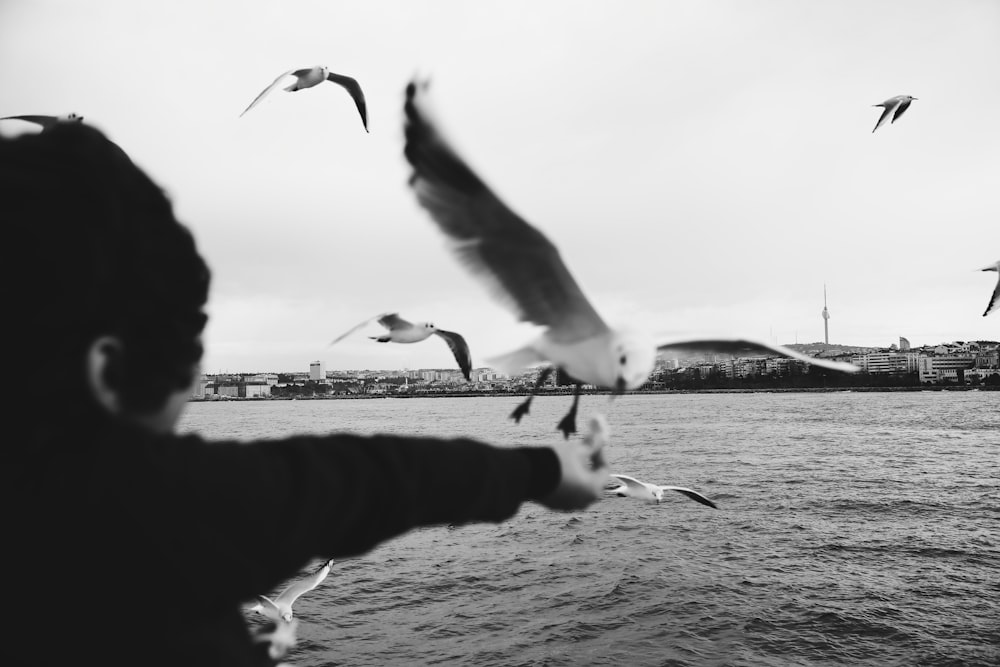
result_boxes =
[3,123,609,666]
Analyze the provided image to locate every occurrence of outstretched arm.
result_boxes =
[115,423,600,604]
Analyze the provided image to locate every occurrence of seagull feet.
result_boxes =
[510,398,533,423]
[556,412,578,439]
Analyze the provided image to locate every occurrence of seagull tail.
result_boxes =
[485,346,545,377]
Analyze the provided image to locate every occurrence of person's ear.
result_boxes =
[86,336,125,415]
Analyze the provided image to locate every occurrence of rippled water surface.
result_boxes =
[178,391,999,666]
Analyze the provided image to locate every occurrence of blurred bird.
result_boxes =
[251,617,299,662]
[250,559,335,624]
[402,79,860,438]
[0,113,83,130]
[329,312,472,381]
[241,65,369,132]
[871,95,917,133]
[981,261,1000,317]
[609,474,717,508]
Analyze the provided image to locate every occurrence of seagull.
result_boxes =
[981,260,1000,317]
[250,559,334,624]
[329,312,472,381]
[0,113,83,130]
[251,617,299,662]
[609,474,717,509]
[871,95,917,133]
[241,65,369,132]
[401,79,861,437]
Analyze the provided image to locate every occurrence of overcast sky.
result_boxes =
[3,0,998,374]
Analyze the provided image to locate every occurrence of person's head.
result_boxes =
[2,123,210,433]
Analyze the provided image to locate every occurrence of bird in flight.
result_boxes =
[401,79,860,438]
[250,558,335,624]
[871,95,917,133]
[980,260,1000,317]
[329,312,472,381]
[241,65,369,132]
[0,113,83,130]
[609,474,717,508]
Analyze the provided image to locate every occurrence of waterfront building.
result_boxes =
[242,383,269,398]
[765,357,800,377]
[918,354,976,384]
[309,361,325,381]
[850,352,920,374]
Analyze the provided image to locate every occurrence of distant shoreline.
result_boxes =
[189,385,999,402]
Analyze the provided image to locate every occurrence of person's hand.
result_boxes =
[538,414,611,510]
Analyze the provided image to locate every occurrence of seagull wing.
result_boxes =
[329,312,391,346]
[610,474,648,494]
[0,114,60,129]
[656,338,861,373]
[891,98,912,123]
[241,69,295,117]
[377,313,413,331]
[325,72,369,132]
[659,486,718,509]
[403,80,609,343]
[983,261,1000,317]
[274,563,331,607]
[254,595,282,623]
[871,102,895,133]
[433,329,473,380]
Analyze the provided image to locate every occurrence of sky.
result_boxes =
[3,0,998,374]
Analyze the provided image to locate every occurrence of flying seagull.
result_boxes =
[871,95,916,133]
[329,312,472,381]
[250,559,335,624]
[0,113,83,130]
[981,260,1000,317]
[609,474,717,508]
[402,79,860,437]
[241,65,369,132]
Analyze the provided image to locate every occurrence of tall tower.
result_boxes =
[821,285,830,344]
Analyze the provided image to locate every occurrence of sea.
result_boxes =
[177,391,999,667]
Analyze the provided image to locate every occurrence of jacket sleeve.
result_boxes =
[115,429,560,606]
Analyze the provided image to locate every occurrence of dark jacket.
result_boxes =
[7,420,559,665]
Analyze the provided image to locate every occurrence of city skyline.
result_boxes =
[194,338,999,400]
[204,336,998,376]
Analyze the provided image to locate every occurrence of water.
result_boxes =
[178,392,1000,666]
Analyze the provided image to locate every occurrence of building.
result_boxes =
[765,357,801,377]
[975,349,999,369]
[245,373,279,386]
[918,354,976,384]
[309,360,325,381]
[191,375,209,399]
[242,382,269,398]
[716,358,767,379]
[851,352,920,374]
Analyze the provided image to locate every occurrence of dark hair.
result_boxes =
[2,123,210,420]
